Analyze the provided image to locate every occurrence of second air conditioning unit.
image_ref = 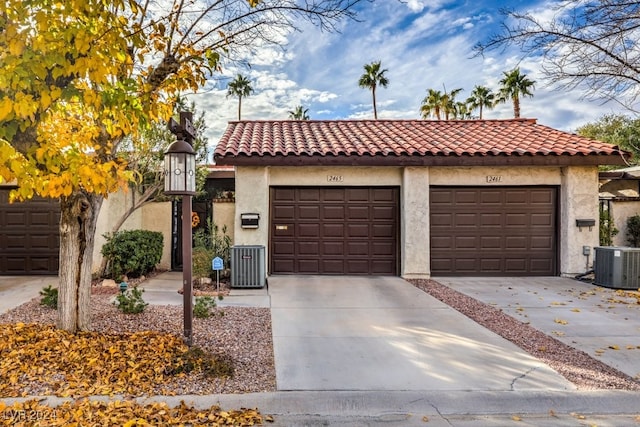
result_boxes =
[594,246,640,290]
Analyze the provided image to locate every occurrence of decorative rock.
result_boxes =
[101,279,117,288]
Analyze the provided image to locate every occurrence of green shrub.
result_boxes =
[114,287,148,314]
[192,220,232,280]
[599,206,618,246]
[193,296,217,318]
[101,230,163,279]
[193,247,214,284]
[39,285,58,309]
[627,215,640,247]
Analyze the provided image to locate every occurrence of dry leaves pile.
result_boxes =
[0,399,267,426]
[0,323,230,398]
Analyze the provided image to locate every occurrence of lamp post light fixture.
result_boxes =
[164,112,197,346]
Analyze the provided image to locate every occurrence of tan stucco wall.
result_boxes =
[401,167,430,278]
[212,200,235,244]
[233,164,599,278]
[609,201,640,246]
[93,190,172,274]
[429,166,561,185]
[560,166,600,276]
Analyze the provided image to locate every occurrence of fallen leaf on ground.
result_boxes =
[0,323,233,397]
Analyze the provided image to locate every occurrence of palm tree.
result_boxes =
[420,89,444,119]
[358,60,389,119]
[497,68,535,118]
[226,74,253,120]
[454,101,472,119]
[467,85,496,119]
[288,105,310,120]
[441,87,463,120]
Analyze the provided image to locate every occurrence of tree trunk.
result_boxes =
[372,87,377,120]
[57,191,103,333]
[513,96,521,118]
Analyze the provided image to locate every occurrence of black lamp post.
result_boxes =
[164,113,197,346]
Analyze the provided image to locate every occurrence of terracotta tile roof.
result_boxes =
[213,119,629,166]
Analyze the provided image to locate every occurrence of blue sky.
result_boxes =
[188,0,628,151]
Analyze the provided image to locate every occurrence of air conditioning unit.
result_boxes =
[594,247,640,290]
[230,245,266,288]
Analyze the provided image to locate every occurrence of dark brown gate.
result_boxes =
[270,187,399,275]
[430,186,558,276]
[0,190,60,275]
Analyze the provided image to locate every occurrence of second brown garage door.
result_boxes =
[270,187,399,275]
[430,186,558,276]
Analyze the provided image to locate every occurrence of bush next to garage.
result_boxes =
[101,230,163,279]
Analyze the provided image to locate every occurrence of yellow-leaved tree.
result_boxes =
[0,0,361,333]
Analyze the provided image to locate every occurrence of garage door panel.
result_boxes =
[298,242,320,255]
[430,187,557,276]
[372,224,394,238]
[455,236,477,249]
[273,188,296,201]
[323,188,346,202]
[324,223,345,237]
[322,206,344,220]
[531,213,553,226]
[455,191,479,204]
[271,187,398,275]
[480,213,502,226]
[273,259,295,272]
[273,205,295,220]
[431,213,453,227]
[299,223,320,237]
[347,241,369,256]
[323,260,346,274]
[455,213,477,227]
[505,190,528,204]
[505,213,527,227]
[346,224,368,238]
[372,242,394,256]
[346,260,369,274]
[273,224,294,237]
[273,241,294,255]
[299,206,320,220]
[480,258,502,272]
[480,236,501,249]
[372,206,395,220]
[531,236,553,250]
[299,259,321,273]
[480,191,502,204]
[1,191,60,275]
[299,188,321,202]
[347,206,369,220]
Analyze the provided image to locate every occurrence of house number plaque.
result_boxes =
[486,175,503,183]
[327,175,344,182]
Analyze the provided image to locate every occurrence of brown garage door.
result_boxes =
[430,187,558,276]
[270,187,399,275]
[0,190,60,275]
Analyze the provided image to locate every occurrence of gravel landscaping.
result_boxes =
[0,289,276,396]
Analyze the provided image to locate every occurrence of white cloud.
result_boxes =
[188,0,633,158]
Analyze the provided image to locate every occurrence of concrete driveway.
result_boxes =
[438,276,640,381]
[0,275,58,314]
[269,275,574,392]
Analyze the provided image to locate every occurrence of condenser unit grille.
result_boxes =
[594,247,640,290]
[230,245,266,288]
